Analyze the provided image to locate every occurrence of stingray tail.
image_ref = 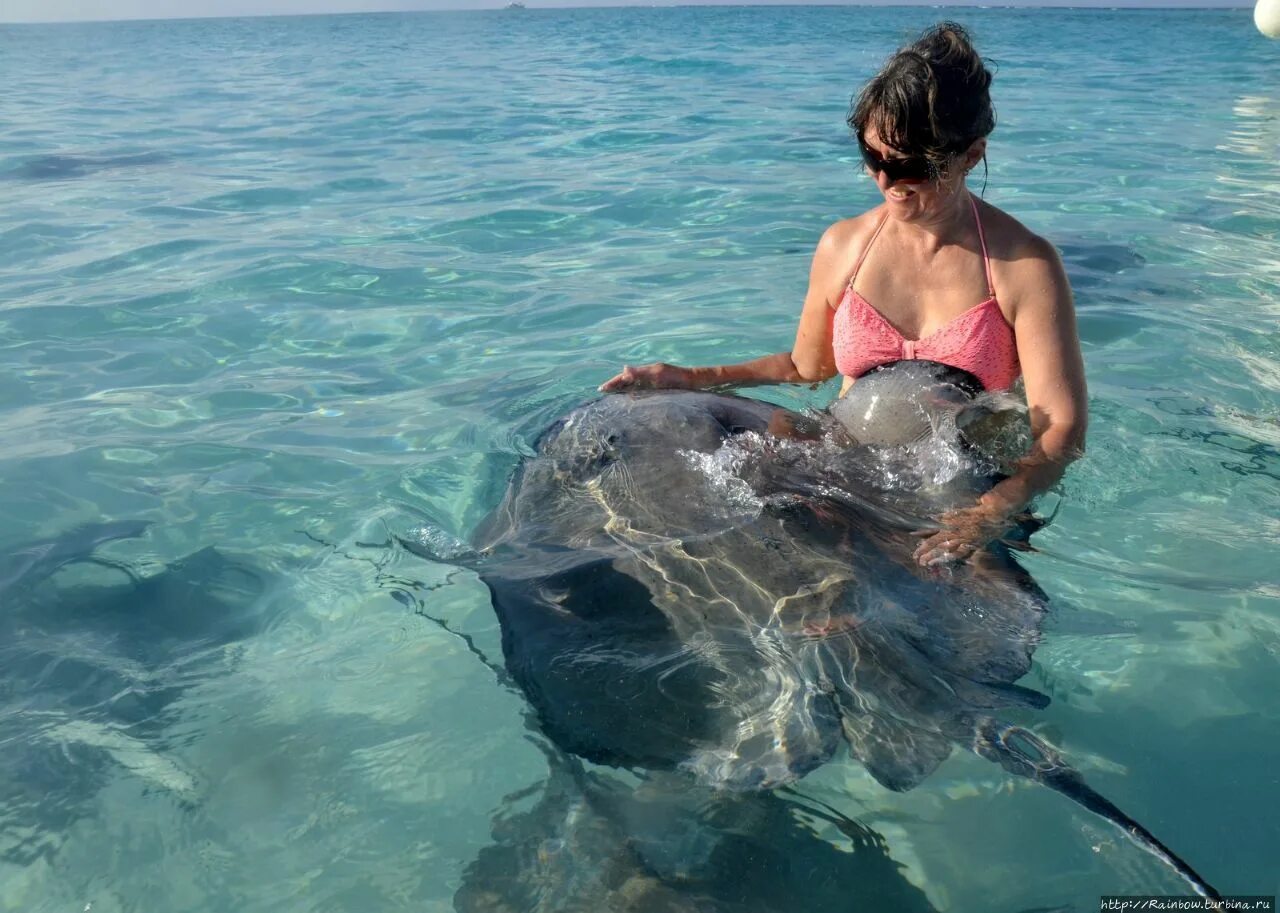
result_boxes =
[968,718,1220,901]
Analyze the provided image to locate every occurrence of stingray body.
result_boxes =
[0,526,273,865]
[469,364,1216,896]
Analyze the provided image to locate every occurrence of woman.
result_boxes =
[600,23,1087,568]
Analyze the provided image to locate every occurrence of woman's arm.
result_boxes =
[914,236,1087,565]
[983,235,1088,512]
[599,222,851,393]
[598,351,805,392]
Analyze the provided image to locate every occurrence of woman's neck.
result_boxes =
[895,186,975,253]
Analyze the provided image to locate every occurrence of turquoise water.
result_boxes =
[1,6,1277,910]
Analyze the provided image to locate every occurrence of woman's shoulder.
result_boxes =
[810,208,887,306]
[820,207,886,250]
[975,199,1071,318]
[973,198,1060,263]
[814,207,886,273]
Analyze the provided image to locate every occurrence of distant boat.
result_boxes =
[504,2,526,8]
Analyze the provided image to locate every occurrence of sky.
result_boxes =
[0,0,1253,24]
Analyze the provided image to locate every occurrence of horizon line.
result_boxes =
[0,1,1254,27]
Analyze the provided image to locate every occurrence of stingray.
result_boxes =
[0,526,273,865]
[1,151,170,182]
[457,361,1217,898]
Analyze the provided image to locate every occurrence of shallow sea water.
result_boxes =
[0,6,1277,911]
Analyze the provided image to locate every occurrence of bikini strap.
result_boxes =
[969,193,996,298]
[847,209,890,287]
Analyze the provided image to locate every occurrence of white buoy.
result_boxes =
[1257,0,1280,38]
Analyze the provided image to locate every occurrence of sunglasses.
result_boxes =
[858,141,935,185]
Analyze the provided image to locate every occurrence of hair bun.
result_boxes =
[914,22,992,91]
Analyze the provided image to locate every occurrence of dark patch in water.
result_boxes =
[1,151,170,182]
[1056,239,1148,290]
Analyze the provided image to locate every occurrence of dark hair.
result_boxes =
[848,22,996,175]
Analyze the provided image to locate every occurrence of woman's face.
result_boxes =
[861,124,985,222]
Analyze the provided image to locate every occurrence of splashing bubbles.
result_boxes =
[678,434,764,521]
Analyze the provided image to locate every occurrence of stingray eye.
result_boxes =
[585,445,615,472]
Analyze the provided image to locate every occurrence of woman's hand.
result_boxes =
[599,362,697,393]
[912,500,1015,567]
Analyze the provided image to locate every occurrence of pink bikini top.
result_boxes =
[832,194,1021,392]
